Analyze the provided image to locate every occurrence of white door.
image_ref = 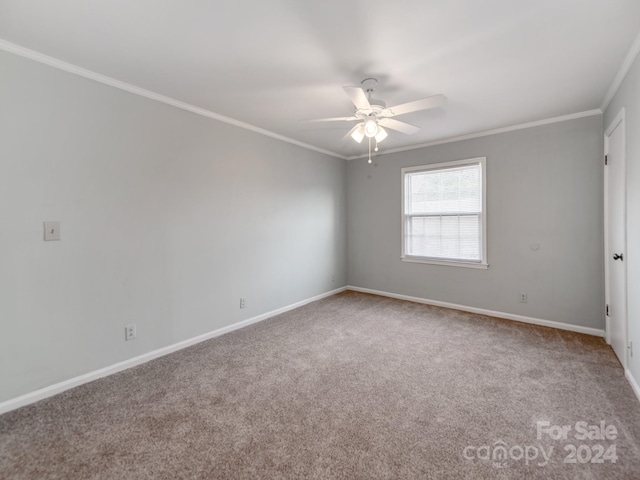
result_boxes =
[605,108,627,367]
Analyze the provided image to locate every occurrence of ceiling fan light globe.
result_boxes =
[364,118,378,138]
[375,127,388,143]
[351,124,365,143]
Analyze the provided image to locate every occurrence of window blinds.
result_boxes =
[404,163,482,262]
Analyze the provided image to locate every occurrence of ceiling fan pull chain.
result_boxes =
[368,137,372,164]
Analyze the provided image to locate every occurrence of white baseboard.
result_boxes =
[626,369,640,404]
[347,285,605,337]
[0,286,347,415]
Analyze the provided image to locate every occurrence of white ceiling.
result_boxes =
[1,0,639,158]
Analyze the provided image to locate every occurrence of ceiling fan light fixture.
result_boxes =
[351,124,365,143]
[308,78,446,151]
[364,118,378,138]
[375,126,388,143]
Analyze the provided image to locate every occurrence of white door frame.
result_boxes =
[603,107,627,367]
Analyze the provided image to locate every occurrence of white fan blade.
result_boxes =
[379,118,420,135]
[387,94,447,116]
[343,86,371,110]
[301,116,359,123]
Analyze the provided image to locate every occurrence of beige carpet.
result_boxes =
[1,291,640,479]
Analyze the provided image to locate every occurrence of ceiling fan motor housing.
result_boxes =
[355,103,389,119]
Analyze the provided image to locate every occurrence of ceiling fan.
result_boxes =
[307,78,446,161]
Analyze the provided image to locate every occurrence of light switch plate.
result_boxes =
[44,221,61,241]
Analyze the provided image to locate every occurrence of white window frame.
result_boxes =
[401,157,488,269]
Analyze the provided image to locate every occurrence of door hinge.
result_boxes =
[606,304,609,316]
[605,155,608,165]
[629,341,633,358]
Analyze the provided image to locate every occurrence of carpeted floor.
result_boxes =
[1,291,640,479]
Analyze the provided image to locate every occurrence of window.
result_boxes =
[401,157,487,268]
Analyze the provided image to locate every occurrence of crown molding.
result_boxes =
[600,30,640,112]
[347,109,603,160]
[3,35,625,161]
[0,38,347,161]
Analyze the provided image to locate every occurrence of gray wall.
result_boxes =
[0,45,612,405]
[347,115,604,329]
[0,51,347,403]
[604,52,640,383]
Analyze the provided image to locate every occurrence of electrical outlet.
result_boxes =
[240,297,246,309]
[125,324,136,341]
[519,293,528,303]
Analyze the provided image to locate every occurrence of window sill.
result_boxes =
[401,256,489,269]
